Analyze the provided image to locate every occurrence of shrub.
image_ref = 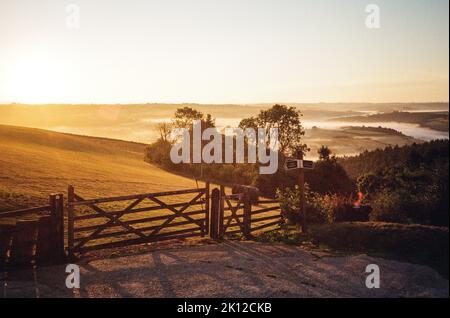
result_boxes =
[277,186,370,225]
[370,188,444,225]
[305,157,355,196]
[277,185,304,225]
[357,159,449,227]
[144,139,173,168]
[306,192,334,224]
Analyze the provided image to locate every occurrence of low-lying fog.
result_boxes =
[0,104,448,157]
[213,118,449,142]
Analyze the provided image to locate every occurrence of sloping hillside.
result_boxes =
[0,125,199,211]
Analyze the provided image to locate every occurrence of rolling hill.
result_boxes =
[0,125,200,211]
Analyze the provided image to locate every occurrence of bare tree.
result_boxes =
[155,122,172,142]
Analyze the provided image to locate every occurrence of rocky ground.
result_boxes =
[1,241,448,298]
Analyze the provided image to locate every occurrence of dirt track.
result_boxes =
[2,241,448,298]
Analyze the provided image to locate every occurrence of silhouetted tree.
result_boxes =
[239,104,307,157]
[318,145,332,160]
[172,107,204,129]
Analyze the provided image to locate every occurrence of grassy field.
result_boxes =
[0,124,203,211]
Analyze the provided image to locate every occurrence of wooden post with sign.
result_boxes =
[298,153,307,233]
[285,156,314,233]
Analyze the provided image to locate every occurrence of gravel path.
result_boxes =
[2,241,448,298]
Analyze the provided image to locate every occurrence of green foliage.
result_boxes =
[342,140,449,227]
[172,107,215,130]
[276,183,370,226]
[254,227,305,245]
[239,104,307,156]
[357,163,449,226]
[339,140,449,179]
[306,192,335,224]
[276,185,303,225]
[144,139,174,168]
[172,107,204,129]
[317,145,331,160]
[305,156,355,196]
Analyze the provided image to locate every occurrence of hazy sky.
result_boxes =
[0,0,448,104]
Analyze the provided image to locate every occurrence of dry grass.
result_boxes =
[0,124,201,211]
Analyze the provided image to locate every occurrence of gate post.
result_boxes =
[204,181,210,236]
[50,193,65,262]
[67,185,75,259]
[209,188,220,240]
[243,191,252,239]
[219,185,225,239]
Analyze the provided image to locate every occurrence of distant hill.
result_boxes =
[305,125,419,158]
[0,125,199,211]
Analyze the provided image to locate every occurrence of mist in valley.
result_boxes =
[0,102,448,158]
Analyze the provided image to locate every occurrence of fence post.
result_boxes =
[209,188,220,240]
[204,181,210,236]
[219,185,225,239]
[67,185,75,259]
[243,191,252,239]
[49,193,65,262]
[55,193,65,261]
[37,215,52,264]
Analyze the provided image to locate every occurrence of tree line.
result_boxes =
[144,105,448,227]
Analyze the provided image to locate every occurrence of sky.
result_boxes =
[0,0,448,104]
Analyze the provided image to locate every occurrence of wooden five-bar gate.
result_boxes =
[1,183,283,262]
[67,184,210,257]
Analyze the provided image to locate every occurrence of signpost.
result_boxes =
[284,156,314,232]
[284,159,314,171]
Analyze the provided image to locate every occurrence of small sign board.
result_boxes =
[285,159,314,171]
[285,159,300,170]
[302,160,314,169]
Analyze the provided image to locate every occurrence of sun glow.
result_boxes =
[5,55,67,104]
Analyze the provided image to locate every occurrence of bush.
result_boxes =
[357,158,449,227]
[276,186,369,225]
[144,139,174,168]
[370,188,444,225]
[311,194,371,223]
[276,185,304,225]
[305,157,355,196]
